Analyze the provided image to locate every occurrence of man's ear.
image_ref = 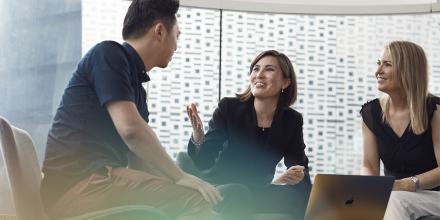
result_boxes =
[153,22,167,42]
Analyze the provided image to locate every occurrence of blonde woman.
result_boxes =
[360,41,440,220]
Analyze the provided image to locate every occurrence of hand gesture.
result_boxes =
[186,103,204,144]
[273,165,305,185]
[175,173,223,204]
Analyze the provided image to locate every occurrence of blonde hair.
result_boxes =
[382,41,429,134]
[237,50,297,108]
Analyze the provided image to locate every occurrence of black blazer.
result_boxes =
[188,97,309,187]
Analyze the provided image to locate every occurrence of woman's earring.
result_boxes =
[281,88,284,93]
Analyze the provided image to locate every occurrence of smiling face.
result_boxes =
[376,48,399,94]
[250,55,291,100]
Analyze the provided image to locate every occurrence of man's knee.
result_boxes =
[185,188,212,206]
[169,188,213,220]
[191,198,213,217]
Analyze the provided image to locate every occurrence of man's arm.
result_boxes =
[106,100,222,204]
[106,100,184,181]
[127,152,171,179]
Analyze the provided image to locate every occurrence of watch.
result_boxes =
[409,176,420,191]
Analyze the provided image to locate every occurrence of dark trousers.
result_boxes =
[214,179,311,220]
[176,152,311,220]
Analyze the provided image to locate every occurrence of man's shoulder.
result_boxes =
[80,41,130,71]
[94,41,124,52]
[84,41,126,61]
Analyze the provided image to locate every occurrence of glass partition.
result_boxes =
[82,0,440,178]
[220,12,440,176]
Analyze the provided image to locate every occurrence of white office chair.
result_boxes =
[0,116,169,220]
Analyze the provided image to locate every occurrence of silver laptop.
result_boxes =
[304,174,394,220]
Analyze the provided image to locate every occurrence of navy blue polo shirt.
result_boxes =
[41,41,150,208]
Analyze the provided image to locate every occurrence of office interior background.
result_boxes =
[1,0,440,214]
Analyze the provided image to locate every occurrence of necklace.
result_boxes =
[258,120,271,131]
[258,120,271,132]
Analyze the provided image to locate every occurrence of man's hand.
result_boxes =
[175,173,223,205]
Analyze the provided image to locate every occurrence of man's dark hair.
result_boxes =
[122,0,179,40]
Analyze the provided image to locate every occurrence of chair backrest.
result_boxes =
[0,116,48,220]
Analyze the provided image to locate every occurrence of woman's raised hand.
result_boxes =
[186,103,205,144]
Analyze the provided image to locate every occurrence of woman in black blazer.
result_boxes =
[187,50,311,220]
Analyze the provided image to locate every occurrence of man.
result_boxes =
[40,0,221,219]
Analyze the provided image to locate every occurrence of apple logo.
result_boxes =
[345,197,354,206]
